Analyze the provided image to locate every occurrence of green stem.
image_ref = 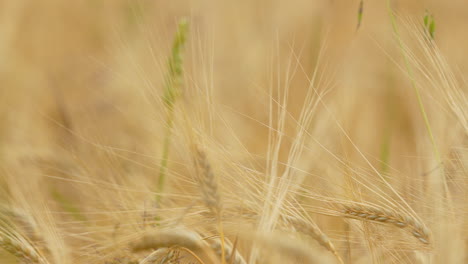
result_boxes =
[386,2,441,163]
[155,19,188,202]
[386,2,451,204]
[157,106,175,202]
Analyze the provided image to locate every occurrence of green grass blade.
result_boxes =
[156,19,189,202]
[357,0,364,30]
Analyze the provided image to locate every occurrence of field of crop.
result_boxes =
[0,0,467,263]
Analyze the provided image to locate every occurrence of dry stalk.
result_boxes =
[0,208,44,263]
[131,229,203,253]
[290,218,344,264]
[139,247,181,264]
[243,231,332,263]
[0,235,42,263]
[0,205,37,238]
[209,238,246,264]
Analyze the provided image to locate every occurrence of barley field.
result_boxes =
[0,0,467,263]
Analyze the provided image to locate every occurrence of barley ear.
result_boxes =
[342,204,431,245]
[192,146,227,264]
[0,233,43,263]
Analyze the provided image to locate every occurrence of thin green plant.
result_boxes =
[386,2,450,204]
[356,0,364,31]
[423,10,435,40]
[156,19,189,202]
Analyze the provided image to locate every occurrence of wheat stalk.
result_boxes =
[193,147,222,216]
[209,238,247,264]
[242,231,332,263]
[138,247,181,264]
[0,235,42,263]
[290,218,344,264]
[341,204,430,244]
[192,146,226,264]
[156,18,189,202]
[0,208,44,263]
[131,229,203,253]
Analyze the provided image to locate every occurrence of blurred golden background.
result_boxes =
[0,0,466,162]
